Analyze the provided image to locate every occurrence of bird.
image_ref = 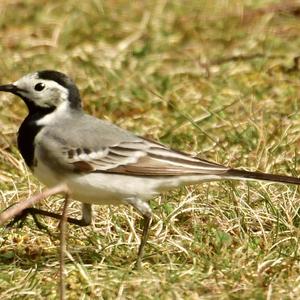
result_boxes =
[1,70,300,268]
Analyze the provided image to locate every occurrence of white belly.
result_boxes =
[33,160,61,188]
[33,160,223,206]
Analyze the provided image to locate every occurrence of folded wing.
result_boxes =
[64,139,229,176]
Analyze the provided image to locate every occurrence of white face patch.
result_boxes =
[14,72,69,108]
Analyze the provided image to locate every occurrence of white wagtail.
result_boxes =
[1,70,300,268]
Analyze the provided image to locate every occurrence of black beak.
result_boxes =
[0,84,20,94]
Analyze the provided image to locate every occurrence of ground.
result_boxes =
[1,0,300,299]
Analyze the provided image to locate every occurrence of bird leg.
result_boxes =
[0,184,69,226]
[135,214,152,270]
[6,203,92,229]
[125,198,152,269]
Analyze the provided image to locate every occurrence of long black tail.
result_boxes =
[225,168,300,185]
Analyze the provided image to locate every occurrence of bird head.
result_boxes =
[0,70,81,113]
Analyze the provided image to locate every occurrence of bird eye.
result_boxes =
[34,83,45,91]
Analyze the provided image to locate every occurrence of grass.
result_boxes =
[1,0,300,298]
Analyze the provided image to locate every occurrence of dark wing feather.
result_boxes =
[65,139,229,176]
